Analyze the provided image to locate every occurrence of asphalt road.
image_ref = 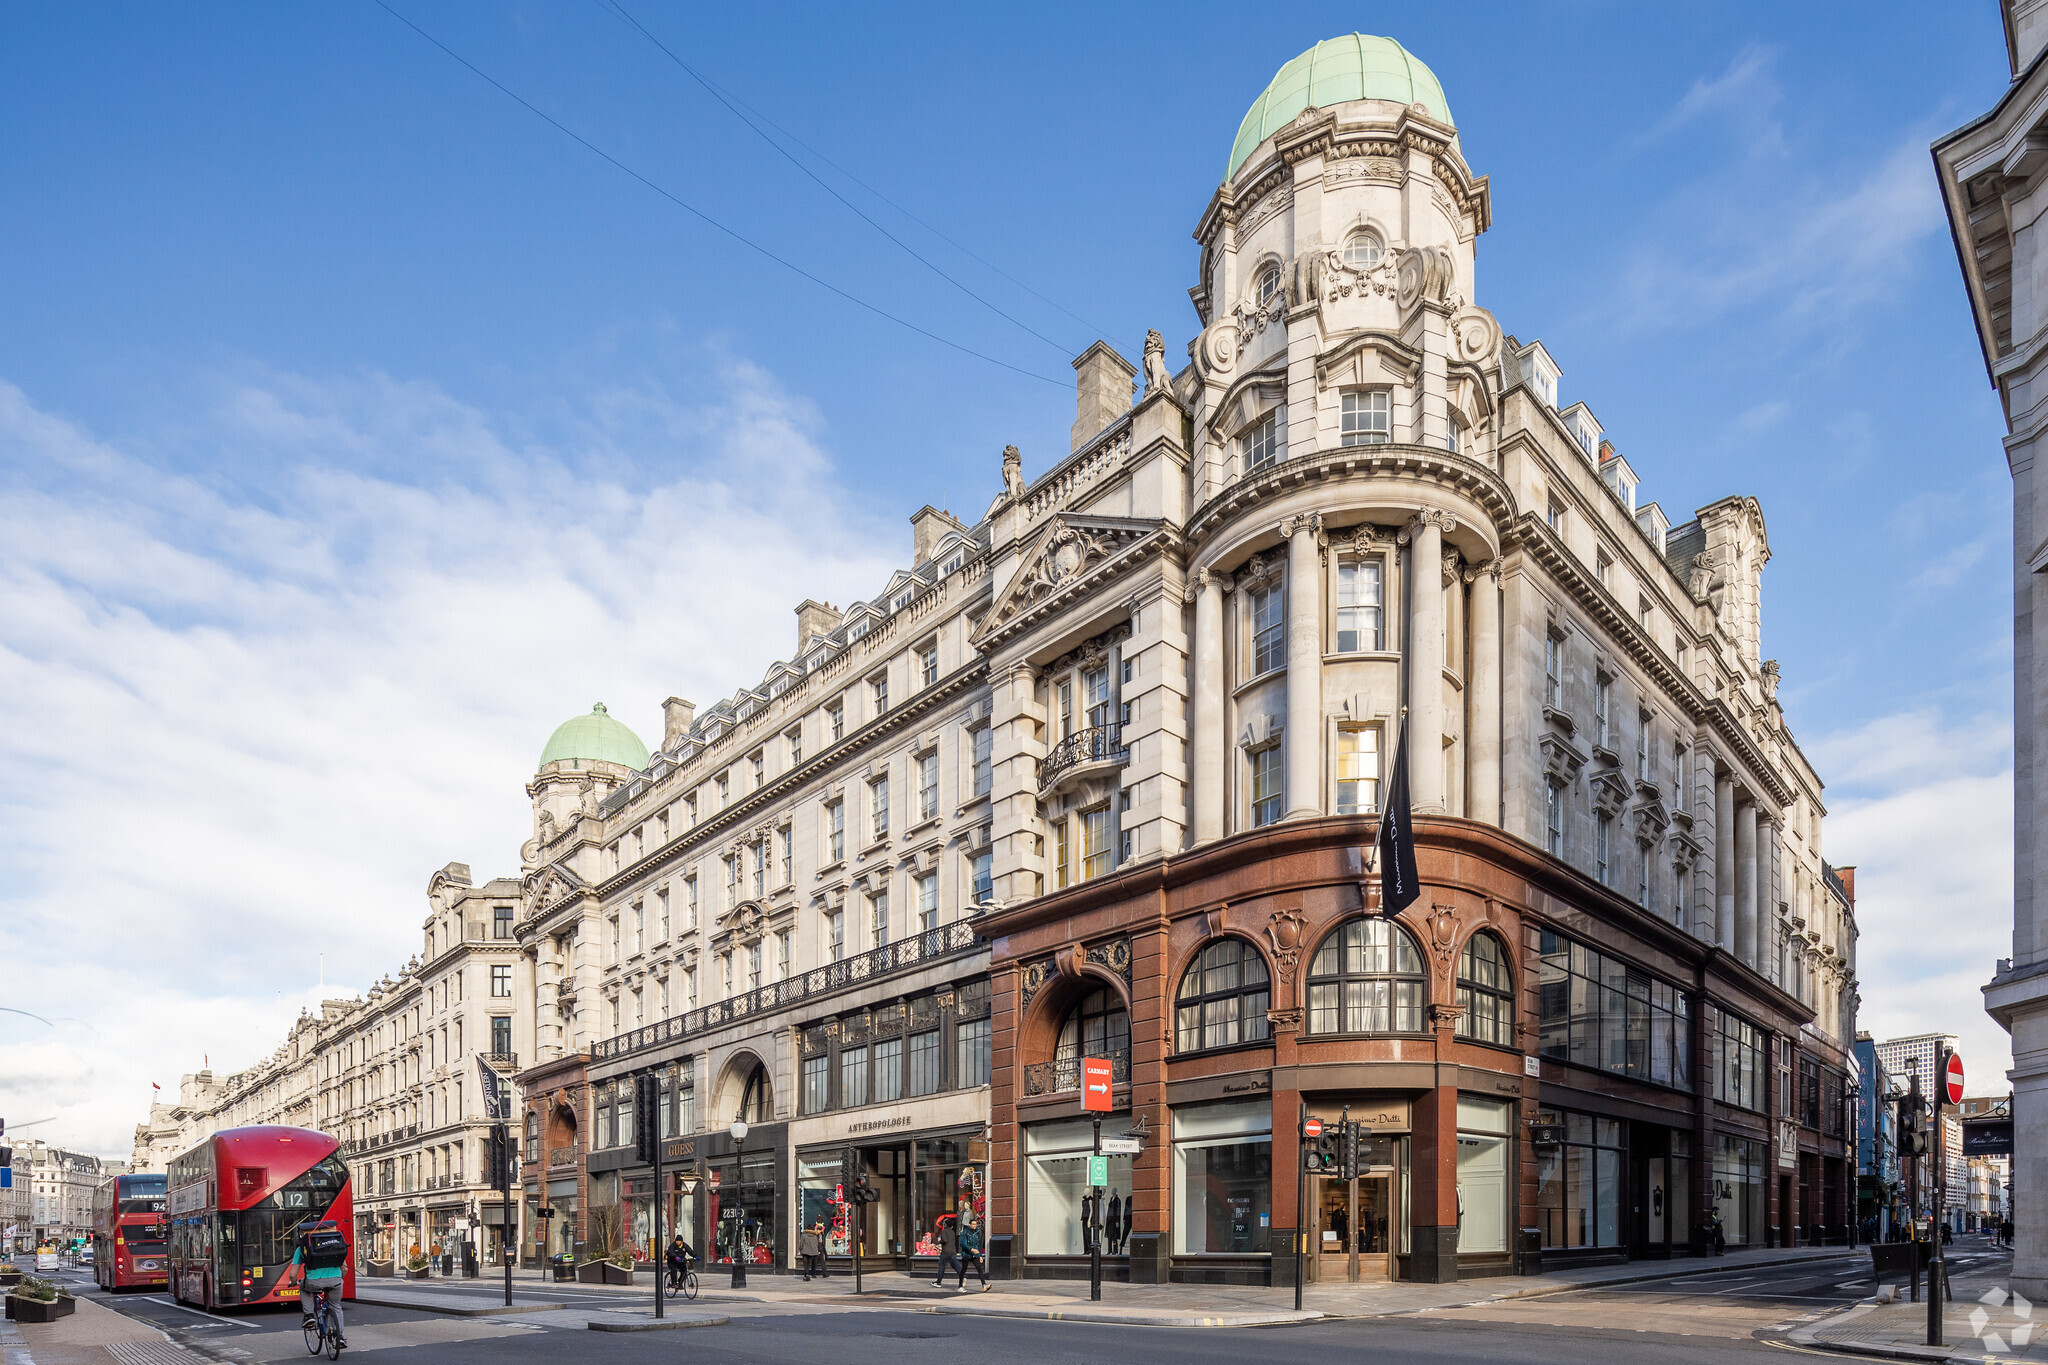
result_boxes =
[19,1246,2012,1364]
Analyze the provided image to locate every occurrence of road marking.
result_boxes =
[141,1296,263,1329]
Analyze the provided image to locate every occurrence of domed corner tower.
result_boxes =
[1187,34,1500,502]
[525,703,650,868]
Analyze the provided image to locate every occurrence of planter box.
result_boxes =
[0,1270,22,1286]
[365,1260,394,1279]
[405,1268,431,1280]
[6,1294,77,1323]
[575,1260,633,1285]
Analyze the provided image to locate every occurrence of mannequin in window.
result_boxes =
[1120,1191,1134,1254]
[1105,1190,1122,1254]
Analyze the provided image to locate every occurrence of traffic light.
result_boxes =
[488,1124,511,1188]
[1306,1130,1339,1175]
[1340,1121,1361,1182]
[633,1073,658,1164]
[840,1147,858,1199]
[853,1171,881,1204]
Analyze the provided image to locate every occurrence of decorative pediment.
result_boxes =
[983,515,1159,633]
[1630,795,1671,846]
[1538,731,1587,786]
[715,900,769,942]
[1591,769,1632,817]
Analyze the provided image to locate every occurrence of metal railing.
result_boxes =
[593,920,982,1063]
[480,1052,519,1071]
[1038,725,1127,793]
[1022,1049,1129,1098]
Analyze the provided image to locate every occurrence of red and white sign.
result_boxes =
[1081,1056,1114,1113]
[1301,1117,1324,1140]
[1946,1052,1966,1107]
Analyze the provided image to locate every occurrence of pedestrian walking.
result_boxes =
[1708,1210,1726,1255]
[799,1223,825,1280]
[933,1215,964,1287]
[956,1217,990,1291]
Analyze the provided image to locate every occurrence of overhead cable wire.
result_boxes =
[598,0,1084,356]
[594,0,1117,343]
[371,0,1065,388]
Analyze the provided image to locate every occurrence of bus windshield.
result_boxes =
[119,1174,167,1215]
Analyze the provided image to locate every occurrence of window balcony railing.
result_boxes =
[592,919,982,1065]
[1022,1048,1129,1098]
[1038,725,1127,795]
[480,1052,519,1071]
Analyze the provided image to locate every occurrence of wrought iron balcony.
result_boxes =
[1022,1048,1128,1098]
[1038,724,1127,795]
[592,918,982,1064]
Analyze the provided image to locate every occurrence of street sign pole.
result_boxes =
[498,1126,512,1308]
[1929,1048,1962,1347]
[1344,1105,1358,1286]
[1295,1101,1306,1312]
[1090,1116,1102,1303]
[652,1087,664,1321]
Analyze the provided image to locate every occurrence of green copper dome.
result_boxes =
[1228,35,1452,178]
[538,703,649,771]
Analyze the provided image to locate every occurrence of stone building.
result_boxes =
[966,34,1857,1284]
[17,1141,109,1246]
[1933,0,2048,1299]
[131,865,532,1270]
[515,517,999,1270]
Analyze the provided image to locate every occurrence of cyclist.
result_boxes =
[289,1220,349,1349]
[664,1234,697,1292]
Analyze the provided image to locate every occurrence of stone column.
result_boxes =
[1735,801,1759,969]
[1465,560,1501,826]
[1408,509,1453,813]
[1192,569,1226,844]
[1715,773,1736,953]
[1284,513,1325,820]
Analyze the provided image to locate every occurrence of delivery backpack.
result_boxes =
[302,1224,348,1273]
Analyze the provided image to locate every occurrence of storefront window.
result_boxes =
[1305,918,1426,1034]
[1712,1134,1766,1247]
[797,1156,853,1256]
[1171,1100,1272,1255]
[708,1153,776,1265]
[1455,1098,1512,1255]
[1535,1110,1624,1249]
[1025,1119,1133,1256]
[1710,1007,1766,1112]
[912,1139,986,1256]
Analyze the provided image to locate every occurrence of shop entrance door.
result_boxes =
[1309,1174,1392,1281]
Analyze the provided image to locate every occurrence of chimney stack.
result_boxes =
[910,506,969,566]
[795,599,843,652]
[662,697,696,747]
[1070,341,1137,452]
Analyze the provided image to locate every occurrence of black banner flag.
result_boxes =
[1376,720,1420,914]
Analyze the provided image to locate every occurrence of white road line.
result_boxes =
[140,1296,264,1329]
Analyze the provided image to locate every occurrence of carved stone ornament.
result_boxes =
[1019,958,1058,1009]
[1409,506,1458,538]
[1448,304,1503,368]
[1423,903,1460,977]
[1395,246,1456,312]
[1538,731,1588,786]
[1236,550,1283,592]
[1631,796,1671,846]
[1142,329,1178,399]
[1760,659,1781,703]
[1280,510,1324,541]
[1266,1006,1305,1033]
[1428,1002,1467,1032]
[989,516,1150,628]
[1591,769,1632,817]
[1313,245,1400,304]
[1086,937,1134,981]
[1265,907,1309,982]
[1198,318,1239,376]
[1002,444,1024,499]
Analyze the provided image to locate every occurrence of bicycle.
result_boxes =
[301,1285,344,1360]
[665,1256,700,1302]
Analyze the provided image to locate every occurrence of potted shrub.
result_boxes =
[6,1276,76,1323]
[405,1252,431,1280]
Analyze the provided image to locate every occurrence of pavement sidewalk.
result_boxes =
[361,1244,1862,1329]
[1790,1246,2042,1363]
[1,1291,168,1365]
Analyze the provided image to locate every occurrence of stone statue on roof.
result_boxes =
[1002,444,1024,499]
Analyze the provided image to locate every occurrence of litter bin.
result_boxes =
[1516,1228,1542,1277]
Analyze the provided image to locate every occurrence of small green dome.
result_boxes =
[1228,35,1452,178]
[538,703,649,771]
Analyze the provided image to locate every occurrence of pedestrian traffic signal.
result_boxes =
[488,1124,512,1188]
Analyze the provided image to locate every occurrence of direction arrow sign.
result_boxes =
[1946,1051,1966,1107]
[1081,1056,1113,1113]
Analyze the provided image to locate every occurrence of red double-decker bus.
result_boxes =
[91,1172,169,1291]
[166,1125,353,1310]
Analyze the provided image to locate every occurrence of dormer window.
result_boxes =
[1342,228,1384,269]
[1340,390,1391,446]
[1255,265,1282,308]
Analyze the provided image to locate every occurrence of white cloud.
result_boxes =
[1813,709,2016,1086]
[0,362,904,1156]
[1637,44,1785,154]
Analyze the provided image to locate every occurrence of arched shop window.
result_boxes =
[1174,939,1272,1053]
[1455,931,1515,1045]
[1054,984,1129,1076]
[736,1061,771,1124]
[1305,918,1426,1034]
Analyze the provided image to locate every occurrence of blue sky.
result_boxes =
[0,2,2020,1153]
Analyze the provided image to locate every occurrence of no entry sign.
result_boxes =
[1081,1056,1114,1112]
[1946,1051,1966,1107]
[1302,1117,1324,1140]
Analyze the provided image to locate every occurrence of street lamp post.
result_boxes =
[729,1119,749,1290]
